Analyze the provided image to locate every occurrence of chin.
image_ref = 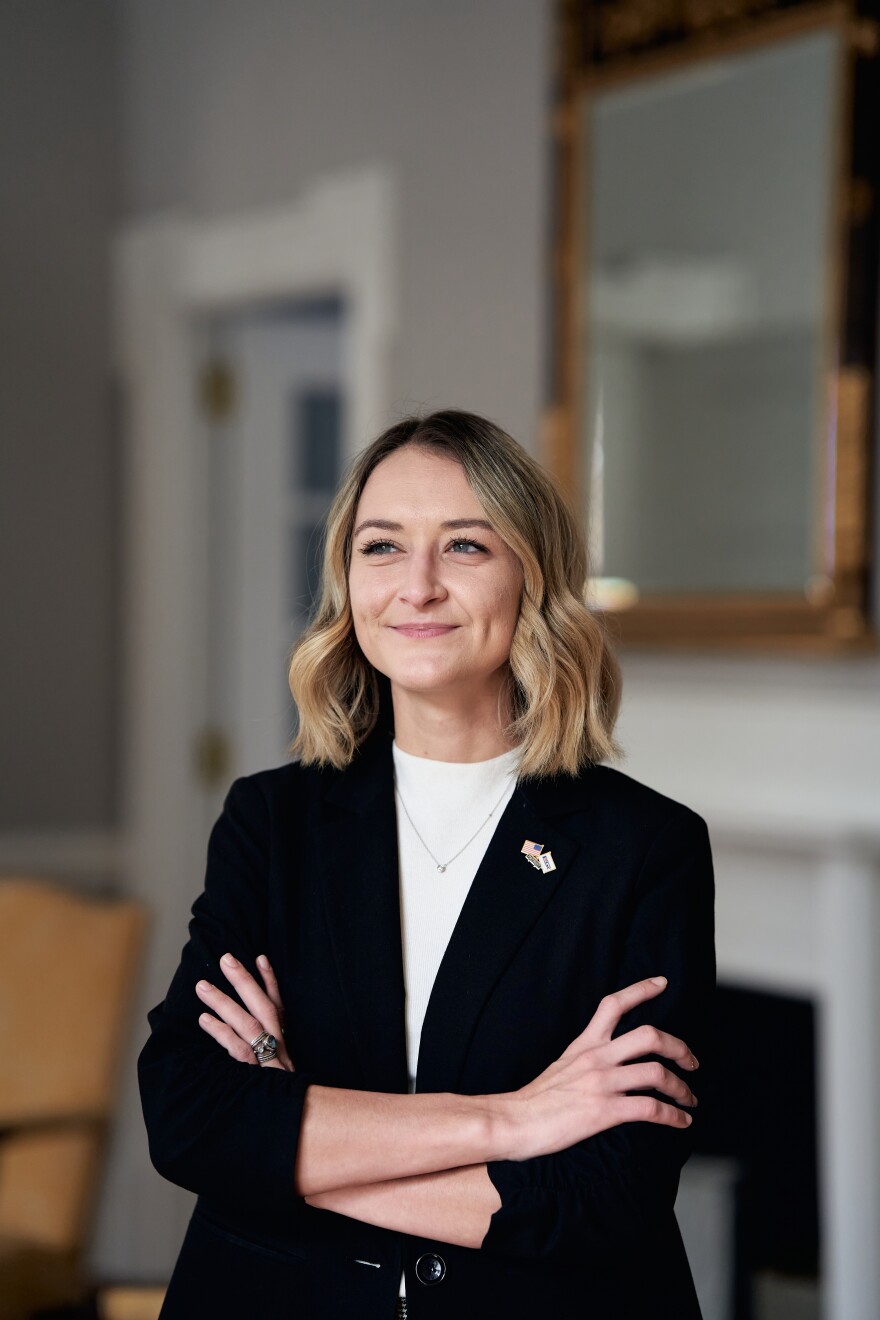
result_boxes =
[386,666,461,693]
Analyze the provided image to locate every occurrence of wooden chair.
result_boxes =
[0,879,146,1320]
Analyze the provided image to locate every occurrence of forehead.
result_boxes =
[355,447,486,519]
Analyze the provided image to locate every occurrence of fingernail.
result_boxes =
[196,980,209,992]
[199,1013,210,1025]
[650,976,667,986]
[221,953,237,967]
[257,955,269,969]
[684,1113,693,1124]
[690,1055,700,1069]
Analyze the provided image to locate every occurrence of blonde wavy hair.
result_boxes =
[288,410,622,777]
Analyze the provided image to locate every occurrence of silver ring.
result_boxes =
[250,1030,278,1064]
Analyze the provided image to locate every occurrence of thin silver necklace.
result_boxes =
[393,774,514,873]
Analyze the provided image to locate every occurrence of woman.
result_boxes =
[138,410,715,1320]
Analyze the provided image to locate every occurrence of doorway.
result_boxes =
[195,298,346,827]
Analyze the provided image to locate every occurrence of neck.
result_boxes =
[390,677,515,763]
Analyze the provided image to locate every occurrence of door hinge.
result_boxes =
[194,726,233,787]
[200,359,237,421]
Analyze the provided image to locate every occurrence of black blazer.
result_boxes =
[138,724,716,1319]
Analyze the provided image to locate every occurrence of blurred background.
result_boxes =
[1,2,878,1319]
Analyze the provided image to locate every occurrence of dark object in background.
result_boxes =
[693,984,819,1318]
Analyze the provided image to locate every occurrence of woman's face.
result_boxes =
[348,446,524,703]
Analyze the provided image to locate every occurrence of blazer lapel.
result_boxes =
[319,727,410,1094]
[416,774,586,1095]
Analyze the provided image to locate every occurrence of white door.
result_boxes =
[195,298,346,825]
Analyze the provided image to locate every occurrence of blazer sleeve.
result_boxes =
[481,806,716,1266]
[137,775,313,1219]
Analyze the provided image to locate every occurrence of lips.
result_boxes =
[390,623,459,638]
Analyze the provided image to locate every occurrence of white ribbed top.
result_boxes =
[393,740,521,1092]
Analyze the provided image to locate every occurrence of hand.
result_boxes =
[196,953,295,1072]
[506,976,699,1161]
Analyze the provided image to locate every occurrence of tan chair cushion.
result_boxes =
[98,1286,168,1320]
[0,880,146,1127]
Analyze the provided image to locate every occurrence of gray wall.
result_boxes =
[119,0,551,432]
[0,0,120,829]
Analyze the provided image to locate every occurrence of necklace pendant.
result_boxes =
[437,864,446,873]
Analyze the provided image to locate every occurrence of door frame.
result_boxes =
[102,167,396,1276]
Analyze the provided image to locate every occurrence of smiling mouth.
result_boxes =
[390,624,459,638]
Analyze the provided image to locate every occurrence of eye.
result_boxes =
[357,538,399,555]
[448,538,488,555]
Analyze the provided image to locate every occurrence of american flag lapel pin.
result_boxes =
[521,840,556,873]
[521,839,543,870]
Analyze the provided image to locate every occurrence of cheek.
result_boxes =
[480,576,522,648]
[348,577,394,668]
[497,563,524,617]
[348,571,381,621]
[347,579,370,655]
[498,602,521,650]
[348,584,377,663]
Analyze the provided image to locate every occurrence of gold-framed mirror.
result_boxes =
[548,0,879,650]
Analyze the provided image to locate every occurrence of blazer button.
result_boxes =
[415,1252,446,1286]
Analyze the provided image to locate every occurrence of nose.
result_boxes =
[398,549,447,609]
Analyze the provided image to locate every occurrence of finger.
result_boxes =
[198,1011,257,1065]
[256,954,285,1023]
[224,954,294,1069]
[217,956,296,1071]
[603,1023,698,1071]
[218,953,283,1036]
[616,1060,697,1108]
[561,977,669,1056]
[199,1012,288,1070]
[195,978,269,1048]
[614,1092,694,1130]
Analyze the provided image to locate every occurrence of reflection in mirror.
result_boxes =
[581,29,841,602]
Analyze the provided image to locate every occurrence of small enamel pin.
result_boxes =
[521,839,557,873]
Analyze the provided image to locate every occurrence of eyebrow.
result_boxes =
[352,517,495,538]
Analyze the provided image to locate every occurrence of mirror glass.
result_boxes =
[580,29,841,601]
